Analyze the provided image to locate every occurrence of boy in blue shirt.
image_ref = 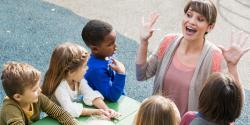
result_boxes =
[81,20,126,102]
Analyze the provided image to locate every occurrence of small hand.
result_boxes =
[219,31,250,66]
[140,12,160,42]
[109,59,125,74]
[104,108,121,119]
[93,109,110,120]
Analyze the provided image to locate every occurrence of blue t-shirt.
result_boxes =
[84,54,126,102]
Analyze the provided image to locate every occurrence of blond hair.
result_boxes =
[134,95,180,125]
[1,61,40,100]
[42,42,88,97]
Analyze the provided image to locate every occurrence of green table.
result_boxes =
[32,96,141,125]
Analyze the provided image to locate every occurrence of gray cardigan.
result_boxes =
[136,34,226,111]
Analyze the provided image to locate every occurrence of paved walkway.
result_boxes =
[45,0,250,89]
[0,0,249,124]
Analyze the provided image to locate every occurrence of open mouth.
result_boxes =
[186,26,197,35]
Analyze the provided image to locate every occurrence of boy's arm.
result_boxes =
[39,94,79,125]
[85,68,125,102]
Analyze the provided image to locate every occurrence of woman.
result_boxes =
[136,0,249,116]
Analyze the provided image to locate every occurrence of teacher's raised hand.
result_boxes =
[140,12,160,42]
[219,31,250,66]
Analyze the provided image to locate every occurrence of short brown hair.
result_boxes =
[199,73,243,124]
[184,0,217,25]
[1,61,41,99]
[134,95,180,125]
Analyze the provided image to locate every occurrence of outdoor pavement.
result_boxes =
[44,0,250,90]
[0,0,249,124]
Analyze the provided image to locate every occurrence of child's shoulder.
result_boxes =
[180,111,197,125]
[87,58,110,72]
[88,55,108,67]
[1,97,23,115]
[2,97,18,107]
[0,99,24,125]
[182,111,197,119]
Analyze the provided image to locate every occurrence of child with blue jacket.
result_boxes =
[81,20,126,102]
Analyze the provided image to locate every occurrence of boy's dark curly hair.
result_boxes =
[81,20,113,47]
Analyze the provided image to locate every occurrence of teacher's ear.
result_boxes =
[206,23,215,33]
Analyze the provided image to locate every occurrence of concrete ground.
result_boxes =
[0,0,249,124]
[45,0,250,89]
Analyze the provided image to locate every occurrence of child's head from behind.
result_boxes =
[42,42,88,97]
[81,20,116,59]
[1,61,41,103]
[199,72,243,124]
[134,95,180,125]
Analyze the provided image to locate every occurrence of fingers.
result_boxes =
[111,58,117,64]
[243,48,250,55]
[110,59,123,68]
[141,16,145,25]
[108,59,116,69]
[218,45,226,53]
[149,12,160,27]
[111,111,120,118]
[230,30,249,50]
[142,12,160,27]
[240,33,249,47]
[108,59,125,74]
[113,112,121,118]
[101,109,121,119]
[100,109,109,116]
[232,30,249,46]
[107,109,121,119]
[152,28,161,31]
[230,30,235,46]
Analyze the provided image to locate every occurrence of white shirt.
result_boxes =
[54,79,103,117]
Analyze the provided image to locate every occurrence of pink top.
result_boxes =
[180,111,196,125]
[157,34,224,116]
[180,111,235,125]
[163,53,195,116]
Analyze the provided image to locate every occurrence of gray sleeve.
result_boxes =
[136,54,158,81]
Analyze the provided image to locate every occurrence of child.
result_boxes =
[134,95,180,125]
[180,73,243,125]
[42,42,117,118]
[0,61,78,125]
[81,20,126,102]
[180,31,249,125]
